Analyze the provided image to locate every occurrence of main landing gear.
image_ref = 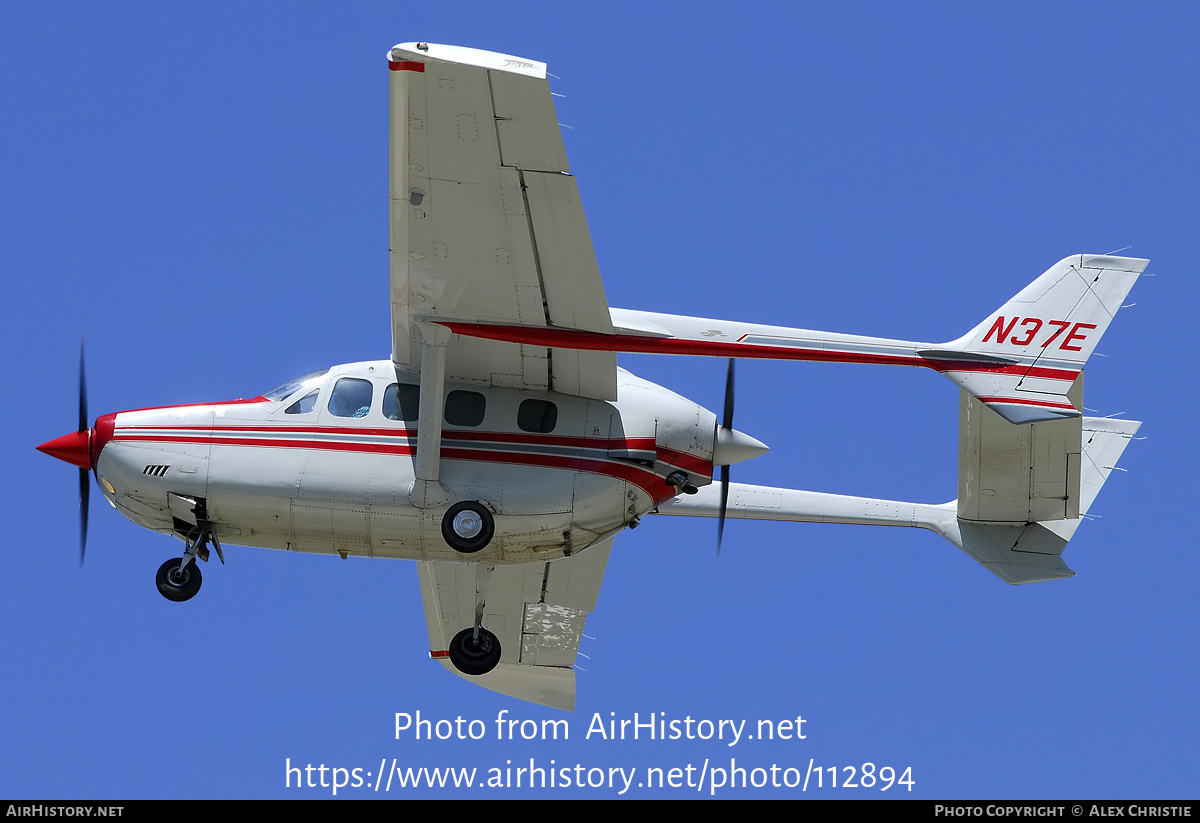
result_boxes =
[443,562,502,676]
[156,521,223,603]
[448,626,501,675]
[441,501,495,553]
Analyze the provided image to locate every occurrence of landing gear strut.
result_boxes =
[444,563,501,675]
[156,519,222,602]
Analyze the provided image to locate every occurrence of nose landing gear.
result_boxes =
[156,557,202,602]
[156,516,222,603]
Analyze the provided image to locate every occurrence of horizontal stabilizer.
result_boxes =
[942,521,1074,584]
[1042,416,1142,542]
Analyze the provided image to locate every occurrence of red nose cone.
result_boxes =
[37,430,92,469]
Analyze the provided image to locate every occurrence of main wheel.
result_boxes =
[447,627,501,676]
[440,501,495,554]
[156,558,202,602]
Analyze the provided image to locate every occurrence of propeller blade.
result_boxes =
[79,467,89,565]
[717,464,729,555]
[717,358,735,555]
[78,338,90,564]
[78,337,88,435]
[722,358,735,431]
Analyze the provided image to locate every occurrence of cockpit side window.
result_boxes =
[328,378,374,419]
[264,368,330,401]
[284,389,320,415]
[383,383,420,422]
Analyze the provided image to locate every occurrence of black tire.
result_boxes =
[156,558,202,602]
[440,501,495,554]
[447,627,501,676]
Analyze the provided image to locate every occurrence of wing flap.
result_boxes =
[415,539,613,710]
[524,171,617,400]
[388,43,616,399]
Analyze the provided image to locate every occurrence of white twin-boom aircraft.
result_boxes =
[38,42,1144,710]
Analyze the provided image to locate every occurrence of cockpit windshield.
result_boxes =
[263,369,330,401]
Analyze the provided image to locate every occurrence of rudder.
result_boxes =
[934,254,1145,423]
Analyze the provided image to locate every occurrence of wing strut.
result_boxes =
[409,321,453,507]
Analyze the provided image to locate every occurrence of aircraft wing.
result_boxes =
[388,42,616,401]
[415,538,612,711]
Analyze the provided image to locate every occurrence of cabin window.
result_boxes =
[384,383,420,422]
[517,399,558,433]
[284,389,319,415]
[444,390,486,427]
[327,378,374,419]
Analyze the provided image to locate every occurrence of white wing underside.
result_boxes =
[388,42,616,401]
[416,539,612,711]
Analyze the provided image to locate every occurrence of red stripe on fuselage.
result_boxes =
[655,446,710,475]
[439,446,676,500]
[127,422,657,453]
[114,430,682,502]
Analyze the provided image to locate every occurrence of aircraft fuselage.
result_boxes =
[92,361,717,564]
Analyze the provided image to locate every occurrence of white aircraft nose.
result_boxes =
[712,427,769,466]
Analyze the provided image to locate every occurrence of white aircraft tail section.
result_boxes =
[939,415,1140,582]
[927,255,1146,424]
[653,415,1140,585]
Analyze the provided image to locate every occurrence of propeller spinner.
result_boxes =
[35,340,93,564]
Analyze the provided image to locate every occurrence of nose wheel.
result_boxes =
[155,517,220,602]
[156,558,202,602]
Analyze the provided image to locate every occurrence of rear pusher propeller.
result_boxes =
[717,358,735,555]
[707,359,770,554]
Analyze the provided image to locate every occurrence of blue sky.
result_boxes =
[3,2,1197,799]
